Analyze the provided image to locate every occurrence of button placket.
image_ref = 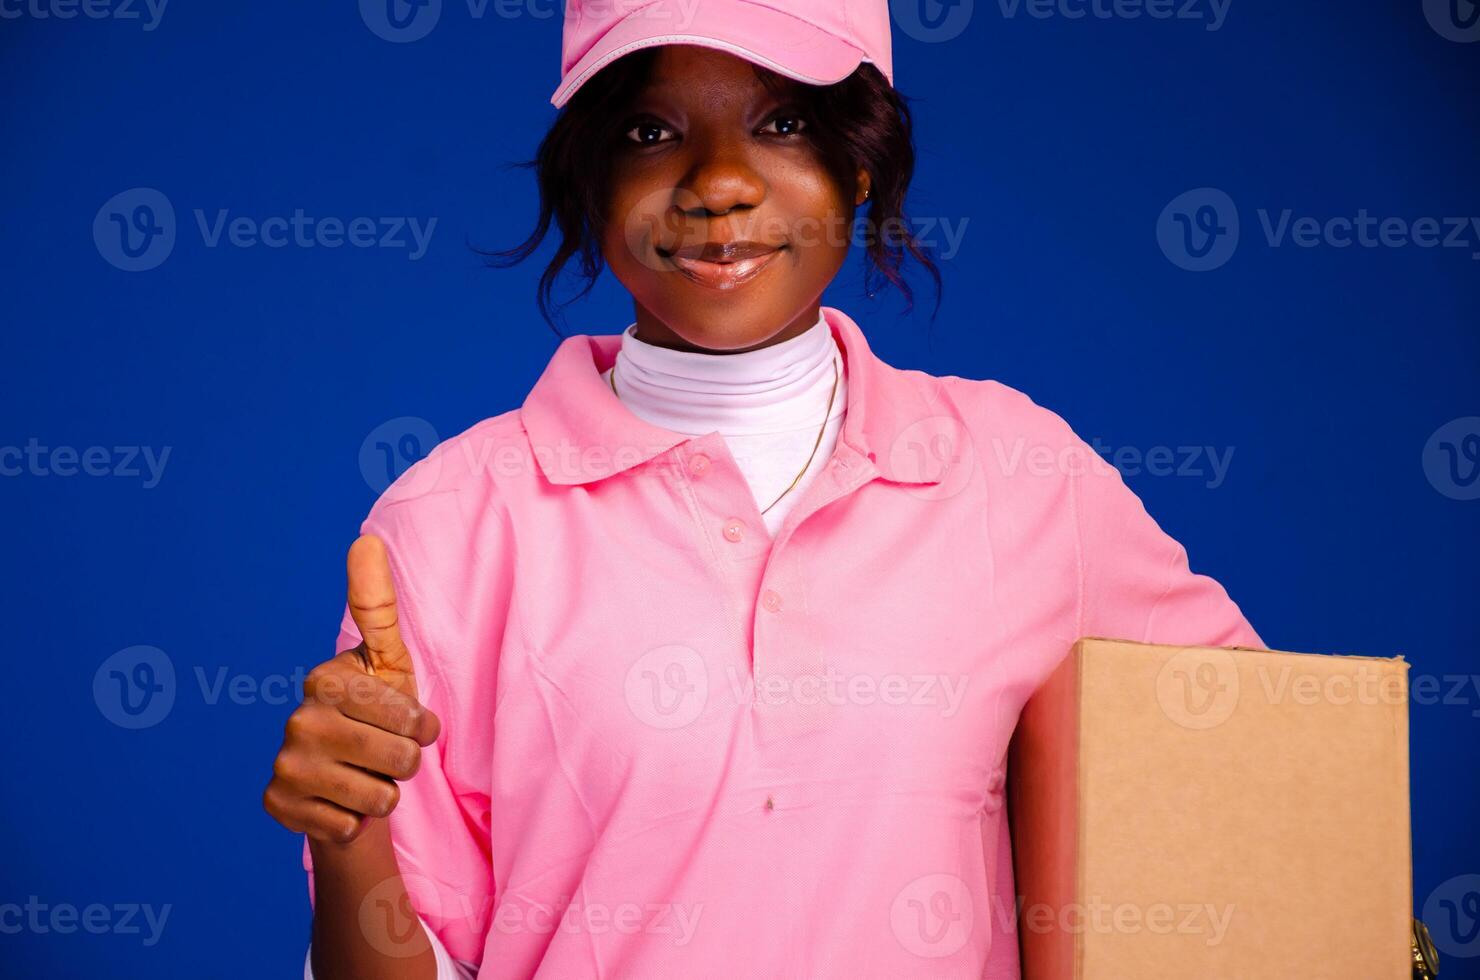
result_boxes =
[680,437,773,561]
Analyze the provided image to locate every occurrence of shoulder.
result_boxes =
[934,374,1096,460]
[368,411,527,519]
[356,412,527,586]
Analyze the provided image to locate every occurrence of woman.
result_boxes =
[263,3,1262,977]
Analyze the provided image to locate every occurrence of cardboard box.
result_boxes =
[1007,638,1412,979]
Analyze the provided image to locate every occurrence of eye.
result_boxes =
[624,120,677,146]
[760,113,808,137]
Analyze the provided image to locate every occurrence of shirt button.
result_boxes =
[761,589,783,613]
[688,453,711,477]
[723,518,745,543]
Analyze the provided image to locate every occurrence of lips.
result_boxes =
[659,240,786,291]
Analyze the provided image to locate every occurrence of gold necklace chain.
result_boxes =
[609,353,840,515]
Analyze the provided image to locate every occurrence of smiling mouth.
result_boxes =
[659,243,787,291]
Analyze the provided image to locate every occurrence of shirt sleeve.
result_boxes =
[300,478,505,970]
[303,915,477,980]
[1072,438,1264,651]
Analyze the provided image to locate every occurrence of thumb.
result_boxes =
[346,534,415,681]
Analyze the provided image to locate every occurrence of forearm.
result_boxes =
[307,819,438,980]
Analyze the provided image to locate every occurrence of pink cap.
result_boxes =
[552,0,893,108]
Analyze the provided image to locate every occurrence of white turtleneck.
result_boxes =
[600,311,848,537]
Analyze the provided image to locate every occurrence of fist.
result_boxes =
[263,535,441,844]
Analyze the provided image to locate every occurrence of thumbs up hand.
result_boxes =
[263,535,442,845]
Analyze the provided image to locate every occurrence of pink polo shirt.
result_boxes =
[302,305,1262,978]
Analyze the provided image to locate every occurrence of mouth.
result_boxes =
[658,241,787,291]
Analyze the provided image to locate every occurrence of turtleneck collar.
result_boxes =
[604,310,846,437]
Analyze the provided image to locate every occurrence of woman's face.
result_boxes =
[602,45,869,353]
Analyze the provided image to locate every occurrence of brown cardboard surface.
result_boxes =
[1007,638,1412,979]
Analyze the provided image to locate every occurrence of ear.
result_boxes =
[855,169,872,207]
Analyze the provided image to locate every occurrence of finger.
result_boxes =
[264,782,367,843]
[312,761,402,820]
[324,715,423,782]
[316,671,440,747]
[346,535,414,678]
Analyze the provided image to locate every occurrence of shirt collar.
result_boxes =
[520,306,947,487]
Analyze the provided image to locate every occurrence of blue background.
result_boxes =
[2,1,1476,975]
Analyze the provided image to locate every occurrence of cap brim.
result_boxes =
[552,0,866,108]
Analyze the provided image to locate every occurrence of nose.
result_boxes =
[676,136,766,218]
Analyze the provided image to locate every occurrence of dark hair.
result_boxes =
[474,47,942,336]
